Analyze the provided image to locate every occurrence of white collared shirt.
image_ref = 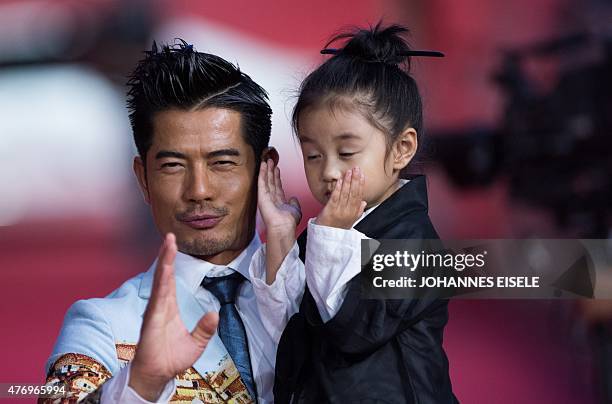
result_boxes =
[102,234,279,404]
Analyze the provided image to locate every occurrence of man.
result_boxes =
[41,40,293,403]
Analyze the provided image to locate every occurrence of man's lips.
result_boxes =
[180,214,224,229]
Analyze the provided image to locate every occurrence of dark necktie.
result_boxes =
[201,271,257,401]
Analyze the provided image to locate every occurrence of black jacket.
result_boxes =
[274,176,458,404]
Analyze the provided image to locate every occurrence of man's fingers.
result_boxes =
[160,233,177,267]
[151,234,171,295]
[191,312,220,349]
[149,233,177,312]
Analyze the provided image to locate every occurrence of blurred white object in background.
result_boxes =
[0,65,132,226]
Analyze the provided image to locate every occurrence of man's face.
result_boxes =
[134,107,257,265]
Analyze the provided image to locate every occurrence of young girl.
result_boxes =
[249,23,457,403]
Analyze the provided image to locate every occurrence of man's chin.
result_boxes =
[176,236,232,258]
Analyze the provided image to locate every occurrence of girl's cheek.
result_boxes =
[306,169,319,186]
[363,183,384,206]
[304,173,322,200]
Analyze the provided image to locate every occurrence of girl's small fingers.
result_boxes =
[274,167,284,199]
[349,167,361,203]
[258,161,269,193]
[339,169,352,205]
[277,173,285,191]
[277,169,288,202]
[274,165,280,186]
[359,170,366,199]
[330,178,342,205]
[357,171,365,199]
[267,159,275,194]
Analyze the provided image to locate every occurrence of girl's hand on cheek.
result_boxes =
[316,167,367,229]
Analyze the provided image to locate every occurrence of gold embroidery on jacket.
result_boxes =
[116,343,253,403]
[39,353,110,403]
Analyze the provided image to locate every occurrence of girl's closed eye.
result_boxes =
[339,151,357,158]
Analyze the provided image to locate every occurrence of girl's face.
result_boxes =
[298,104,403,209]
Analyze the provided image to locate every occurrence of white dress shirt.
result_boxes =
[101,234,281,404]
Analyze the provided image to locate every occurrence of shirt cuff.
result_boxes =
[249,242,302,298]
[305,218,369,322]
[100,363,176,404]
[248,242,305,342]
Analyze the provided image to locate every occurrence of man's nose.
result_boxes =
[184,166,214,202]
[322,157,343,183]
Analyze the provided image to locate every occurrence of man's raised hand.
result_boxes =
[129,233,219,401]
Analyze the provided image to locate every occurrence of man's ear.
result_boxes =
[392,128,418,172]
[260,146,279,167]
[133,156,151,205]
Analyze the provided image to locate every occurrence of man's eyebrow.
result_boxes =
[154,149,241,159]
[155,150,186,159]
[207,148,241,158]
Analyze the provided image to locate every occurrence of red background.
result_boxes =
[0,0,601,402]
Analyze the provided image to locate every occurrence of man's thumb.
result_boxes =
[191,312,219,348]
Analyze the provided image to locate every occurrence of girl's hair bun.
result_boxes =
[294,21,444,177]
[326,22,413,68]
